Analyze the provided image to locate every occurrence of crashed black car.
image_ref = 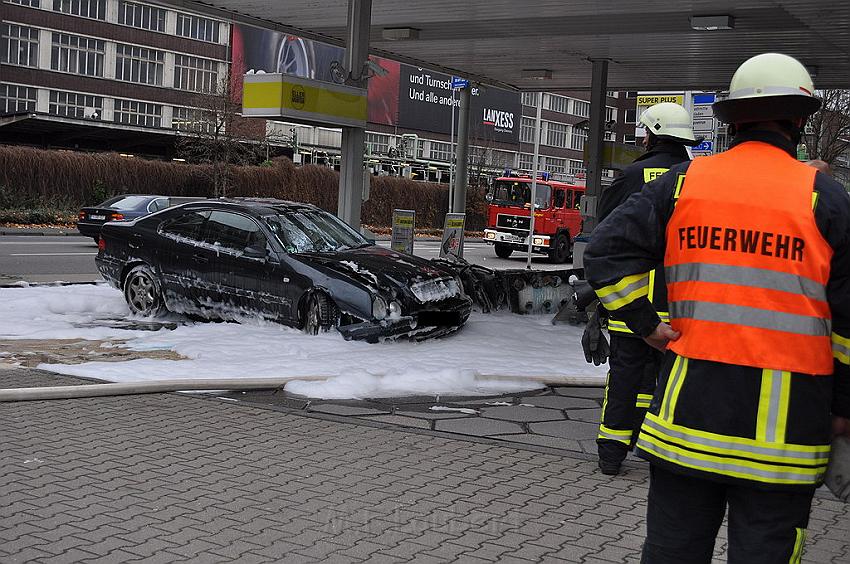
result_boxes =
[95,198,472,341]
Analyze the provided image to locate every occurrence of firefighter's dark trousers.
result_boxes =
[597,334,660,465]
[642,465,814,564]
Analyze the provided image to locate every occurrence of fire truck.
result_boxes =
[483,172,586,263]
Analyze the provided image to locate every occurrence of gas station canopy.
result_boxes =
[179,0,849,91]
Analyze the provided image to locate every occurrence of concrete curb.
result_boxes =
[0,228,78,236]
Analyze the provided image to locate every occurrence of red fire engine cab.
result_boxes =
[483,172,586,263]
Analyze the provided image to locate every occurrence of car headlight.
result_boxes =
[453,276,465,296]
[388,300,402,319]
[372,296,388,320]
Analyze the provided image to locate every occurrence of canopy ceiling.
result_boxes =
[175,0,849,92]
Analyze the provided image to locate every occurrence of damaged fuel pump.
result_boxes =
[431,257,592,323]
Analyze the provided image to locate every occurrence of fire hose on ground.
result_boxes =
[0,373,605,402]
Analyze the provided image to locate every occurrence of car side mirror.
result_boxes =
[243,244,267,260]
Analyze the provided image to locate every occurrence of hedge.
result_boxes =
[0,146,486,230]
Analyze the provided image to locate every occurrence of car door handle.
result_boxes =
[192,253,209,264]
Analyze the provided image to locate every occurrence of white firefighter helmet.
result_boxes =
[712,53,821,124]
[639,103,699,146]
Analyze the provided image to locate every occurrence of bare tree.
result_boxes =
[467,129,512,188]
[803,90,850,167]
[174,74,267,196]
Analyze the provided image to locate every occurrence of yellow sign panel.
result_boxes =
[242,73,367,128]
[636,94,684,107]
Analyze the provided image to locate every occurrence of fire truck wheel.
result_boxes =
[548,233,572,263]
[494,243,513,259]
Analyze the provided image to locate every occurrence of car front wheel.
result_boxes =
[124,264,165,317]
[303,292,337,335]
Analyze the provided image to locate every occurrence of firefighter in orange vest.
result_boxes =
[584,53,850,563]
[591,103,699,476]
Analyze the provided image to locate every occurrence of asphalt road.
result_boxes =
[0,234,568,285]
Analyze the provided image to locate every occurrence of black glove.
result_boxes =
[582,309,610,366]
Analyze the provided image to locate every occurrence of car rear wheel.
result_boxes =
[548,233,572,264]
[494,243,513,259]
[123,265,165,317]
[303,292,337,335]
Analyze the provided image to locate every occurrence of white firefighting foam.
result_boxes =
[0,284,607,399]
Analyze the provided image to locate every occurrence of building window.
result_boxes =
[53,0,107,20]
[176,13,221,43]
[518,153,535,171]
[48,90,103,118]
[568,159,586,176]
[606,91,618,98]
[429,141,451,162]
[51,33,104,77]
[1,23,38,67]
[520,116,535,143]
[570,127,588,151]
[544,93,568,113]
[624,134,637,145]
[0,83,37,113]
[606,106,617,121]
[116,44,164,86]
[172,106,213,133]
[545,122,568,148]
[626,109,637,123]
[626,91,638,99]
[114,99,162,127]
[365,132,390,155]
[545,157,566,175]
[604,131,616,142]
[521,92,539,107]
[8,0,41,6]
[571,99,590,118]
[118,1,167,32]
[174,54,218,93]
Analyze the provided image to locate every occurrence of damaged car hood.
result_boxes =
[295,246,455,292]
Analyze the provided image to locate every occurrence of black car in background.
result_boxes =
[77,195,205,241]
[95,199,472,341]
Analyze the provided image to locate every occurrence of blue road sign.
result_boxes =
[451,76,469,89]
[693,140,713,152]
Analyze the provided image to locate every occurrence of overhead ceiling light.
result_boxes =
[690,15,734,31]
[382,27,420,41]
[522,68,553,80]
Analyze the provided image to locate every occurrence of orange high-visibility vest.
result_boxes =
[665,141,834,374]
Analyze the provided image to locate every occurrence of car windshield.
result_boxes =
[263,209,370,253]
[490,180,551,209]
[107,196,152,210]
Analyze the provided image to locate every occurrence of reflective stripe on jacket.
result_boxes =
[665,142,834,374]
[635,353,832,486]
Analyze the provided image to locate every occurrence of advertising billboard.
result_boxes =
[231,24,520,143]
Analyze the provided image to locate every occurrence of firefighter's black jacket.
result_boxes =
[597,141,691,336]
[584,130,850,489]
[597,141,691,222]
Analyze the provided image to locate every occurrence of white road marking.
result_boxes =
[9,253,97,257]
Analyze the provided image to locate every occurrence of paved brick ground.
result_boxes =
[1,368,849,563]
